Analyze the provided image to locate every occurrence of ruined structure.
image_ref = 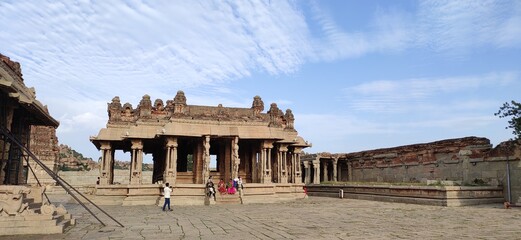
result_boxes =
[27,126,59,185]
[90,92,309,205]
[302,137,521,205]
[0,54,74,235]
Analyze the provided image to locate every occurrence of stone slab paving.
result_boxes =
[1,196,521,240]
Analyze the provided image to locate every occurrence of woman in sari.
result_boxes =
[217,179,227,195]
[227,178,236,194]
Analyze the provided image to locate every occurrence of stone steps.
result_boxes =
[0,195,76,236]
[216,193,241,204]
[0,213,74,235]
[122,196,160,206]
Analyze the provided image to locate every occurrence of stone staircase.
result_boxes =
[215,193,242,205]
[0,186,76,236]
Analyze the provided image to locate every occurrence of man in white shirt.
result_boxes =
[162,182,172,211]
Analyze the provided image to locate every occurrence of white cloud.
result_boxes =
[416,0,521,52]
[0,0,312,101]
[343,72,518,112]
[307,0,521,60]
[1,0,519,158]
[308,1,413,60]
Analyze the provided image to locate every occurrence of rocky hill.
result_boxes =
[58,144,153,171]
[58,144,97,171]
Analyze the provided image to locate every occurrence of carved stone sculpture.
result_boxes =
[138,95,152,118]
[268,103,282,127]
[0,187,30,216]
[285,109,295,129]
[173,91,187,114]
[251,95,264,115]
[108,96,122,122]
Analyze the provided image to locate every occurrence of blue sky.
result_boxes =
[1,0,520,161]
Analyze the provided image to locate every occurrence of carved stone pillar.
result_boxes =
[260,141,273,183]
[288,152,294,183]
[202,135,211,182]
[99,141,113,185]
[303,161,310,184]
[130,139,143,185]
[278,144,288,183]
[322,160,328,182]
[333,157,338,182]
[312,159,320,184]
[251,150,257,183]
[294,152,302,184]
[267,146,272,183]
[260,146,265,183]
[276,149,281,183]
[232,136,240,179]
[164,137,177,185]
[348,162,353,181]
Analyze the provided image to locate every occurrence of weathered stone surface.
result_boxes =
[303,137,521,204]
[27,126,59,185]
[1,54,72,235]
[306,184,504,206]
[106,93,296,128]
[7,197,521,239]
[0,53,23,79]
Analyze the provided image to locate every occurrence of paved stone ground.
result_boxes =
[2,196,521,240]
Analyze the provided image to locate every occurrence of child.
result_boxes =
[162,182,172,211]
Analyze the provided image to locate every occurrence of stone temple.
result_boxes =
[0,54,74,235]
[90,92,310,205]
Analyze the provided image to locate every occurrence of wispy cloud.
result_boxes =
[308,1,413,60]
[0,0,312,100]
[416,0,521,51]
[297,113,500,152]
[308,0,521,60]
[343,72,518,112]
[0,0,519,157]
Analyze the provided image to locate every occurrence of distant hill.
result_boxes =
[58,144,153,171]
[113,160,153,171]
[58,144,97,171]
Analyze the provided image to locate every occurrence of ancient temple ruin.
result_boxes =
[90,92,310,205]
[0,54,74,235]
[302,137,521,206]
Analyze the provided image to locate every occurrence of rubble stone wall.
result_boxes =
[58,169,153,187]
[27,126,59,185]
[345,137,521,203]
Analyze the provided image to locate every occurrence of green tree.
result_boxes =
[495,100,521,140]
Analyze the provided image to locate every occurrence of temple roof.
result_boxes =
[91,92,309,150]
[0,54,59,127]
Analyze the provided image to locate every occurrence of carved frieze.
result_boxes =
[103,91,304,131]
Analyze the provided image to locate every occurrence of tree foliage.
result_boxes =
[495,100,521,140]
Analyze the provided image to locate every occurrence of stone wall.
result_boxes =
[27,126,59,185]
[305,137,521,204]
[58,169,153,187]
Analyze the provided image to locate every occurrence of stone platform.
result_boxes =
[93,183,306,206]
[306,184,504,206]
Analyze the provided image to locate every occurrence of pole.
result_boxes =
[1,125,124,227]
[506,157,511,203]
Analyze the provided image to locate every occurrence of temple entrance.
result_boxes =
[238,139,261,183]
[208,137,231,183]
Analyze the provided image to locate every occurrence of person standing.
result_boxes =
[163,182,172,211]
[206,176,216,201]
[237,176,244,204]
